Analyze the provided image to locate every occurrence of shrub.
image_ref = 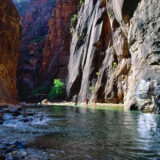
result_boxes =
[48,79,66,100]
[79,0,83,5]
[29,81,50,98]
[70,14,77,27]
[113,62,117,68]
[96,72,99,76]
[89,86,95,93]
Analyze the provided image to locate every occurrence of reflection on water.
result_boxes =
[1,105,160,159]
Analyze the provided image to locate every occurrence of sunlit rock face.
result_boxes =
[67,0,160,113]
[40,0,79,84]
[67,0,130,103]
[0,0,21,103]
[13,0,57,100]
[123,0,160,113]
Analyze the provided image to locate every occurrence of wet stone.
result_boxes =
[23,112,34,117]
[12,110,21,117]
[14,141,25,149]
[22,118,30,123]
[0,107,53,159]
[4,108,12,113]
[0,154,6,160]
[0,119,3,124]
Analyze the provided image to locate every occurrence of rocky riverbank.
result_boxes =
[0,103,123,160]
[0,105,56,160]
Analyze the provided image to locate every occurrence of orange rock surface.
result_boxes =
[40,0,79,83]
[0,0,21,103]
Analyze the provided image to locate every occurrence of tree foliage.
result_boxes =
[48,79,66,100]
[70,14,77,27]
[29,82,50,98]
[79,0,83,5]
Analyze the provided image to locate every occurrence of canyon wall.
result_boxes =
[14,0,79,100]
[40,0,79,83]
[13,0,57,100]
[0,0,21,103]
[67,0,160,113]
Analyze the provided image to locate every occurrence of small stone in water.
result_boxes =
[0,154,5,160]
[85,155,93,159]
[19,151,28,157]
[11,151,19,157]
[14,141,25,149]
[13,110,21,116]
[49,153,55,157]
[0,119,3,124]
[23,118,30,122]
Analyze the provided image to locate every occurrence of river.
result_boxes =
[0,105,160,160]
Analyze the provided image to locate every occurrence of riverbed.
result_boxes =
[0,105,160,160]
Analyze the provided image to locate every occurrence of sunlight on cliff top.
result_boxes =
[13,0,30,3]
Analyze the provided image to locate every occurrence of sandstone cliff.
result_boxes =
[13,0,78,100]
[13,0,57,100]
[40,0,79,83]
[0,0,21,103]
[67,0,160,113]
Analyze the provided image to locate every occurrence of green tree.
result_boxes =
[79,0,83,5]
[29,81,50,98]
[48,79,66,100]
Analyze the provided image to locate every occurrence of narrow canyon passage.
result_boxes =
[13,0,79,101]
[0,0,160,159]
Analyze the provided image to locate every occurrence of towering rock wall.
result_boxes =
[67,0,160,113]
[123,0,160,112]
[0,0,21,103]
[40,0,79,83]
[13,0,57,100]
[14,0,79,100]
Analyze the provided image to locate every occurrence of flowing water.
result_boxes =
[1,105,160,160]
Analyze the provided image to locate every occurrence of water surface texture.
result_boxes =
[1,105,160,160]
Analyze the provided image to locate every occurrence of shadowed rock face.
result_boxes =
[13,0,57,100]
[13,0,78,100]
[67,0,160,113]
[0,0,21,103]
[67,0,129,103]
[40,0,79,84]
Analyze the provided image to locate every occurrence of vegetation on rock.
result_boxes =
[70,14,77,28]
[29,82,51,98]
[48,79,66,100]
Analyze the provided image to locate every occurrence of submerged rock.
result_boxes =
[0,119,3,125]
[14,141,25,150]
[0,155,5,160]
[0,112,3,124]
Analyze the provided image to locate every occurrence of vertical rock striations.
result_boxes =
[14,0,79,100]
[13,0,57,100]
[40,0,79,83]
[0,0,21,103]
[124,0,160,113]
[67,0,160,113]
[67,0,129,103]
